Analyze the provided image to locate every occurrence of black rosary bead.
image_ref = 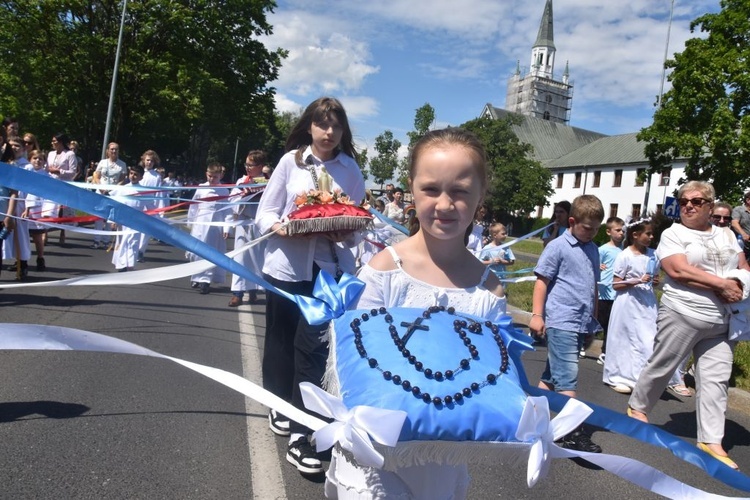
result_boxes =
[352,306,511,407]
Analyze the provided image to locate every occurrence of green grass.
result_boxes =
[502,236,750,390]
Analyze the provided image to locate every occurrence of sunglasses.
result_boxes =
[678,197,712,208]
[23,140,33,145]
[711,215,732,221]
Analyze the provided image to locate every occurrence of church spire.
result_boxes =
[530,0,556,79]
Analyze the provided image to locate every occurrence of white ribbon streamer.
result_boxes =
[515,396,741,499]
[300,382,407,468]
[0,229,276,289]
[0,324,743,498]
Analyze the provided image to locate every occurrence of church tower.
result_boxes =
[505,0,573,124]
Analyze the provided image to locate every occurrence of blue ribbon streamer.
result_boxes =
[0,162,362,325]
[523,385,750,492]
[369,207,409,235]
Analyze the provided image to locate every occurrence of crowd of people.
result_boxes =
[3,100,750,497]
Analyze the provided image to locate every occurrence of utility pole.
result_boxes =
[643,0,675,213]
[100,0,128,160]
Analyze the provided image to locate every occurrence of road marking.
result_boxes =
[239,304,287,500]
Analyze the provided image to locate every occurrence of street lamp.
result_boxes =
[100,0,128,160]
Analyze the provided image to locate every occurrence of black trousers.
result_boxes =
[262,266,329,435]
[597,299,614,354]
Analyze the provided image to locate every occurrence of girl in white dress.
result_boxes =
[325,128,506,499]
[603,219,681,393]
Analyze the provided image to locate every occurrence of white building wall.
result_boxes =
[540,161,687,221]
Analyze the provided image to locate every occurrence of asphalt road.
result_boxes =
[1,232,750,499]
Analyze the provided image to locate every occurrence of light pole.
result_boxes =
[643,0,676,213]
[100,0,128,160]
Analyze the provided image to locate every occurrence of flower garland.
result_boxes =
[294,189,355,207]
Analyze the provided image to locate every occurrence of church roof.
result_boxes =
[534,0,555,49]
[481,104,606,161]
[547,133,649,169]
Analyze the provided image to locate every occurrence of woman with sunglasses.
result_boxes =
[627,181,748,470]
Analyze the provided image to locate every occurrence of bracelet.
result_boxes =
[531,313,544,318]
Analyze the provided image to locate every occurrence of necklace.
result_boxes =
[350,305,509,407]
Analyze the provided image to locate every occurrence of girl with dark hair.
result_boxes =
[46,133,78,246]
[542,200,571,247]
[602,219,681,394]
[255,97,365,475]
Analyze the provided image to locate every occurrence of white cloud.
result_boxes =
[262,12,379,97]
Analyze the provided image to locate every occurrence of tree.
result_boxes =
[369,130,401,186]
[397,103,436,185]
[0,0,285,174]
[638,0,750,200]
[460,115,553,216]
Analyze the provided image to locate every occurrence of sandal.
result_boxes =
[697,442,739,470]
[668,384,693,397]
[627,407,649,423]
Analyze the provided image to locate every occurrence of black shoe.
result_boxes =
[286,437,323,474]
[248,290,258,304]
[199,283,210,294]
[36,258,46,272]
[557,428,602,453]
[268,409,290,436]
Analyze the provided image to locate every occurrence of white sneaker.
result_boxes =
[610,384,632,394]
[597,353,606,365]
[579,348,586,359]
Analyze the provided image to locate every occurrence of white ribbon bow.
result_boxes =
[515,396,592,487]
[300,382,407,468]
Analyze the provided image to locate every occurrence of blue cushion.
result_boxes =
[334,307,534,442]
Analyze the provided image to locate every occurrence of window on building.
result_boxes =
[609,204,618,219]
[635,168,645,186]
[556,173,563,188]
[632,204,641,219]
[543,111,550,120]
[613,169,623,187]
[546,94,552,103]
[593,171,601,188]
[656,204,663,214]
[574,172,582,188]
[660,167,672,186]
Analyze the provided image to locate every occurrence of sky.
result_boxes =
[261,0,721,165]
